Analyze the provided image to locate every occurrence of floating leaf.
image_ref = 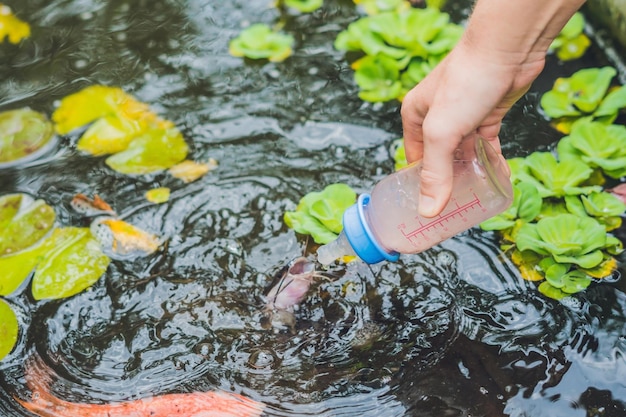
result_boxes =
[0,4,30,44]
[283,0,324,12]
[0,108,55,166]
[353,0,411,15]
[91,218,160,257]
[105,127,188,175]
[391,138,407,170]
[0,243,46,296]
[353,55,403,102]
[31,227,110,300]
[168,159,218,183]
[0,299,18,361]
[145,187,170,204]
[229,24,294,62]
[549,13,590,61]
[284,183,357,244]
[523,152,599,198]
[0,194,55,256]
[76,114,144,156]
[511,249,544,282]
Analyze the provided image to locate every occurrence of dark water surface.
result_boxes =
[1,1,625,416]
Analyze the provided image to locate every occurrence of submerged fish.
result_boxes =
[262,257,326,331]
[15,357,265,417]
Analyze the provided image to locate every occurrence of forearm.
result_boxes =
[463,0,587,66]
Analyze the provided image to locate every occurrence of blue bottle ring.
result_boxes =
[343,193,400,264]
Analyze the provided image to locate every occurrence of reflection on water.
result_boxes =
[1,1,625,416]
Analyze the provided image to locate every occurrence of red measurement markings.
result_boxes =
[400,193,483,241]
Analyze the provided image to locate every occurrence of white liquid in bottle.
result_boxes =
[317,136,513,265]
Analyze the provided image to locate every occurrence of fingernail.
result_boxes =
[419,194,436,217]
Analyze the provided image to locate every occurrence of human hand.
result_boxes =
[400,0,584,218]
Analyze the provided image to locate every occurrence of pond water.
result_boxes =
[1,1,625,416]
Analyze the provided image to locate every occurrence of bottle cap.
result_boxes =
[343,194,399,264]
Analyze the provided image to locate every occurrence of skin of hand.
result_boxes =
[401,0,586,218]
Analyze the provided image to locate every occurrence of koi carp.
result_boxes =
[15,356,265,417]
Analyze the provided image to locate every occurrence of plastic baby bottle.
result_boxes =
[317,135,513,265]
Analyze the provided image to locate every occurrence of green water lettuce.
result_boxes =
[0,299,18,361]
[353,0,411,15]
[549,12,590,61]
[540,67,626,132]
[522,152,600,198]
[282,0,323,12]
[353,55,403,102]
[229,24,294,62]
[391,138,407,170]
[480,182,542,232]
[284,183,357,244]
[564,192,625,231]
[515,214,609,269]
[335,7,462,102]
[0,108,54,165]
[557,120,626,179]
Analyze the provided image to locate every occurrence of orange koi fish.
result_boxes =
[15,357,265,417]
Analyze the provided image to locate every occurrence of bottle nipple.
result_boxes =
[317,232,355,266]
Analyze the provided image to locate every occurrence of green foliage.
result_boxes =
[283,0,323,12]
[353,0,411,15]
[284,183,357,244]
[540,67,626,133]
[522,152,600,198]
[0,108,54,166]
[335,7,462,102]
[480,182,542,232]
[0,194,111,300]
[549,12,590,61]
[229,23,294,62]
[0,299,18,361]
[557,119,626,179]
[391,138,408,170]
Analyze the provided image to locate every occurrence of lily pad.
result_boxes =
[105,127,188,175]
[0,299,18,361]
[0,108,55,167]
[31,227,110,300]
[0,194,55,256]
[0,243,46,296]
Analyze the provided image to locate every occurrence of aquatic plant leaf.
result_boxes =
[538,281,568,300]
[391,138,407,170]
[0,243,46,296]
[91,218,161,257]
[0,4,30,44]
[581,256,618,279]
[229,24,294,62]
[52,86,133,135]
[549,13,589,61]
[581,192,626,217]
[353,55,403,102]
[0,194,22,229]
[540,67,617,119]
[168,159,218,183]
[32,227,110,300]
[284,210,338,244]
[76,114,142,156]
[510,249,545,282]
[105,127,188,174]
[524,152,598,197]
[284,183,357,244]
[0,197,55,256]
[145,187,170,204]
[284,0,324,12]
[0,108,54,164]
[353,0,410,15]
[594,86,626,117]
[545,269,591,294]
[516,214,607,269]
[558,120,626,179]
[480,183,541,231]
[309,184,357,234]
[0,299,18,361]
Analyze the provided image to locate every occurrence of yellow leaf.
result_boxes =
[581,257,618,279]
[0,4,30,44]
[92,218,160,257]
[511,249,545,282]
[145,188,170,204]
[52,86,132,135]
[168,159,218,183]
